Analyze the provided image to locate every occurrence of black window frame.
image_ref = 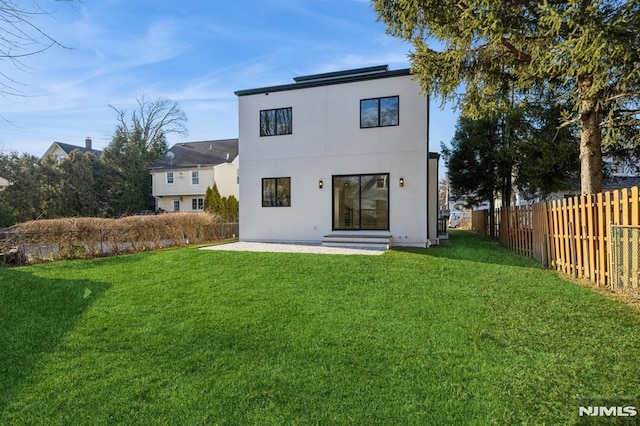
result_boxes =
[360,96,399,128]
[332,173,390,231]
[192,198,204,210]
[260,107,293,137]
[262,177,291,207]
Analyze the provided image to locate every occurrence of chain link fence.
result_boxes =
[609,225,640,295]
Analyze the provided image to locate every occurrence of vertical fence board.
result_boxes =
[613,190,621,226]
[573,196,584,279]
[556,200,565,273]
[596,192,605,286]
[585,194,596,282]
[605,191,613,285]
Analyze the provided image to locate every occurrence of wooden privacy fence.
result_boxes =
[473,186,640,293]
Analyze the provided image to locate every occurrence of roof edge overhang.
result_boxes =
[235,68,411,97]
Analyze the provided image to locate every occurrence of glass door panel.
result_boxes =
[333,175,360,229]
[332,174,388,231]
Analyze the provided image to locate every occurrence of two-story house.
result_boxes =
[149,139,239,212]
[235,65,439,248]
[42,138,101,162]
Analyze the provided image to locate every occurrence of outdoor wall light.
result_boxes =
[399,177,404,187]
[319,180,324,189]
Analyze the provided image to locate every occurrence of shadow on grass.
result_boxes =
[394,230,542,269]
[0,267,109,410]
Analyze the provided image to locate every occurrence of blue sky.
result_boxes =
[0,0,458,161]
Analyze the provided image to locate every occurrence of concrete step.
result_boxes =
[322,233,390,250]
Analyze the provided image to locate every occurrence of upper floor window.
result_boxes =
[167,172,174,184]
[260,107,292,136]
[360,96,399,128]
[262,177,291,207]
[191,170,199,185]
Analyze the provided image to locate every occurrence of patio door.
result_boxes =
[332,173,389,230]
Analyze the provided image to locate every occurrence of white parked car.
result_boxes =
[448,211,462,228]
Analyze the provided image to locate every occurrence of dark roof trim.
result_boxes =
[54,142,102,156]
[429,152,440,160]
[293,65,389,83]
[235,67,411,97]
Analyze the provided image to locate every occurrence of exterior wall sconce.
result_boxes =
[399,177,404,187]
[319,180,324,189]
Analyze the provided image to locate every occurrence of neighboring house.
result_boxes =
[0,176,9,191]
[42,138,101,162]
[235,65,439,248]
[149,139,239,212]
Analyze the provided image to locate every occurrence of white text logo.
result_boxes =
[578,406,638,417]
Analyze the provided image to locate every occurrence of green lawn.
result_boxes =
[1,231,639,424]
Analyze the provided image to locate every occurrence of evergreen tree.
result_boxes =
[0,153,44,222]
[203,186,214,213]
[0,200,16,228]
[210,184,224,217]
[514,97,580,200]
[225,195,239,222]
[442,115,507,236]
[373,0,640,194]
[58,151,103,217]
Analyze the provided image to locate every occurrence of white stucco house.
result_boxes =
[149,139,239,212]
[235,65,439,248]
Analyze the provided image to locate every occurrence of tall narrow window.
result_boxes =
[262,177,291,207]
[191,170,199,185]
[360,96,399,128]
[260,107,292,136]
[167,172,174,184]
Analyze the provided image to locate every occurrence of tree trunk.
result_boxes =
[578,77,604,194]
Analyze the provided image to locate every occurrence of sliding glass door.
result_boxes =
[332,173,389,231]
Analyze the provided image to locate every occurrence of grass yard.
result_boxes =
[1,231,640,424]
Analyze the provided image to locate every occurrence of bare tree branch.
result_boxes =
[0,0,77,97]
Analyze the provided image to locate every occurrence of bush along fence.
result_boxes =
[472,186,640,295]
[0,213,239,265]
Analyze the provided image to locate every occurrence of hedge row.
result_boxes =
[0,213,238,264]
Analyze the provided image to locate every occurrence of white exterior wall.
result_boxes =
[213,158,239,199]
[43,145,68,162]
[151,161,239,212]
[239,74,436,247]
